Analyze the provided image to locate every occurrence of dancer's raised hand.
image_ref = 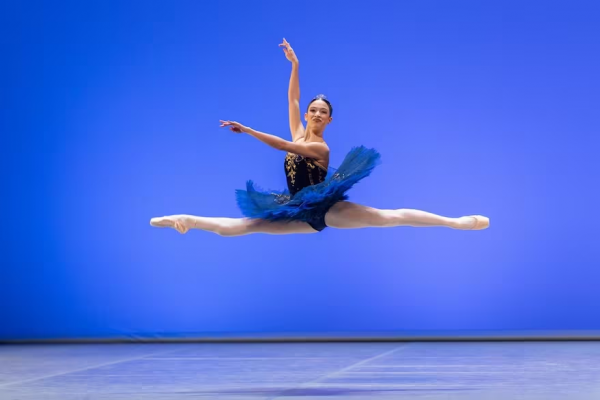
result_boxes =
[279,38,298,64]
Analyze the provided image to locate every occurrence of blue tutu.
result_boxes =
[235,146,381,227]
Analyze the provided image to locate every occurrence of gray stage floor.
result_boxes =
[1,341,600,399]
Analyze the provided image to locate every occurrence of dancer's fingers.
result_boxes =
[279,38,291,51]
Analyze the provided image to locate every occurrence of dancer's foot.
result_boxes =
[455,215,489,230]
[150,215,194,234]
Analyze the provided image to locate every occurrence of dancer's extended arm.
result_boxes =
[219,120,328,161]
[279,38,305,142]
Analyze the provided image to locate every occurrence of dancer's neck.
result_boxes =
[304,127,324,143]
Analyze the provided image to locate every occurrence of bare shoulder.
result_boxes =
[297,137,329,148]
[306,141,330,167]
[300,139,329,153]
[313,141,330,155]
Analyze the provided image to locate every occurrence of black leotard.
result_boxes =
[284,152,328,231]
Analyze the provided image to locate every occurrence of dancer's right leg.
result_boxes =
[150,215,317,236]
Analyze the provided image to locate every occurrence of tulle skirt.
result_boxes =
[235,146,381,223]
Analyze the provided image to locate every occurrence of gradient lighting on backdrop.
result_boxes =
[1,0,599,341]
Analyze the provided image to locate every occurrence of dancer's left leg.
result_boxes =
[150,215,317,236]
[324,201,489,230]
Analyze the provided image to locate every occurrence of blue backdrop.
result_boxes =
[1,0,599,341]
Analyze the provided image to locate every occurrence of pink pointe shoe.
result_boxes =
[150,216,191,234]
[467,215,490,230]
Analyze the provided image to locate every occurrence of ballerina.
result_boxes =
[150,39,489,236]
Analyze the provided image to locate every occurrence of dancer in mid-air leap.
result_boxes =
[151,39,489,236]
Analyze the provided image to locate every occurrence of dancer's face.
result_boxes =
[305,100,332,130]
